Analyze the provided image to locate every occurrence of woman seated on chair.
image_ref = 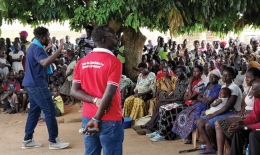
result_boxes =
[196,66,242,154]
[147,65,207,141]
[133,65,189,135]
[146,66,177,116]
[172,70,221,143]
[123,62,156,120]
[214,67,260,155]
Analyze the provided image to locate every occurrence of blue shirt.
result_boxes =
[22,43,48,87]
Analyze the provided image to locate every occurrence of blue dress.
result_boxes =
[172,83,221,139]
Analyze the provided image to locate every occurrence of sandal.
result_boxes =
[146,131,158,138]
[136,129,152,135]
[199,149,217,154]
[132,126,142,131]
[132,125,146,131]
[150,134,165,142]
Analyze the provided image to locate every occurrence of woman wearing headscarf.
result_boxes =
[196,67,242,154]
[172,70,221,143]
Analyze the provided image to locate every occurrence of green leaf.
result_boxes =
[38,0,45,5]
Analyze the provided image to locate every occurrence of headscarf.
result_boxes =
[210,69,221,79]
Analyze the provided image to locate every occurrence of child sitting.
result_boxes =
[39,87,64,122]
[2,86,19,114]
[3,71,21,94]
[16,70,28,112]
[205,87,231,115]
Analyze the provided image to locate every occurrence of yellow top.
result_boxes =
[53,95,64,114]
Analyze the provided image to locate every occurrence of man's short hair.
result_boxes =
[138,62,147,69]
[84,25,93,31]
[33,26,49,38]
[92,25,114,42]
[176,65,186,73]
[194,65,203,72]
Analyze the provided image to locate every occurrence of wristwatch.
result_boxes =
[244,125,248,130]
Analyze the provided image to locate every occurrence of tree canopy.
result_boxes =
[1,0,260,36]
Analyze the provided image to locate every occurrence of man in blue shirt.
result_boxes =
[22,26,69,150]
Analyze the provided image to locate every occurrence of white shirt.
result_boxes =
[209,97,228,113]
[242,78,250,95]
[234,71,246,87]
[245,87,254,111]
[222,82,242,112]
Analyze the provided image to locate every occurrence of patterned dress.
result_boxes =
[172,83,221,139]
[243,53,256,63]
[156,78,206,140]
[123,72,156,120]
[145,77,189,131]
[147,76,177,115]
[152,77,190,140]
[184,78,205,105]
[119,75,134,91]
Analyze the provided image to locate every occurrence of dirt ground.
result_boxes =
[0,104,203,155]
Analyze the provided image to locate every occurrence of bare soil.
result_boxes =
[0,104,202,155]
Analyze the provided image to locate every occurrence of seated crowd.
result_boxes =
[1,29,260,155]
[0,31,79,118]
[120,37,260,155]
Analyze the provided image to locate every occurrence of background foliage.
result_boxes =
[1,0,260,36]
[0,0,260,35]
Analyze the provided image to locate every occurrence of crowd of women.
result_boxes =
[119,37,260,155]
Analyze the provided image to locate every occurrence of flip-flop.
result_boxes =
[199,149,217,154]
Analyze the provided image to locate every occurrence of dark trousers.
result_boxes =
[24,86,58,143]
[145,101,184,131]
[145,110,159,131]
[145,102,169,131]
[230,130,250,155]
[249,131,260,155]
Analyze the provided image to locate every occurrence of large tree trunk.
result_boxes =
[123,27,146,81]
